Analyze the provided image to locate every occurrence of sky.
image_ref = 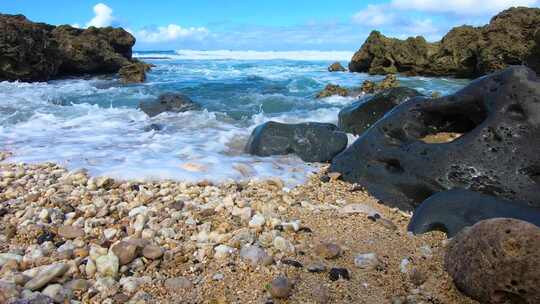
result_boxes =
[1,0,539,51]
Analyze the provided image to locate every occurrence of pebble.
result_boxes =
[213,245,235,260]
[314,242,342,259]
[65,279,90,292]
[329,268,350,281]
[240,245,273,266]
[212,273,224,281]
[0,253,23,267]
[273,236,295,254]
[96,254,120,277]
[142,244,164,260]
[311,284,330,304]
[307,263,327,273]
[339,203,380,217]
[400,258,411,273]
[57,225,85,239]
[42,284,70,303]
[94,277,119,298]
[111,241,139,265]
[378,218,398,231]
[269,276,292,299]
[281,259,303,268]
[354,253,380,270]
[248,214,266,230]
[24,263,69,291]
[164,277,193,291]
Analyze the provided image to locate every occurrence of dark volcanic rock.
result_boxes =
[52,25,134,76]
[0,14,61,82]
[245,121,348,163]
[330,66,540,211]
[140,93,201,117]
[0,13,140,82]
[338,87,421,135]
[409,189,540,237]
[445,218,540,304]
[119,60,153,84]
[316,84,349,98]
[328,62,346,72]
[349,7,540,77]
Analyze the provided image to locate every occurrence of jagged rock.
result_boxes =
[409,189,540,237]
[119,60,153,84]
[0,14,60,81]
[445,218,540,303]
[331,66,540,211]
[360,74,399,94]
[328,62,346,72]
[349,7,540,77]
[0,13,140,82]
[139,93,201,117]
[316,84,349,98]
[245,121,348,163]
[338,87,421,135]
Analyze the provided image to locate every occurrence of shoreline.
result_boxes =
[0,153,475,303]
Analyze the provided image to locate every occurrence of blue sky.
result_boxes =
[1,0,539,50]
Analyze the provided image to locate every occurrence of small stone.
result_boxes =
[142,244,164,260]
[329,268,350,281]
[0,253,23,267]
[327,172,341,181]
[240,245,273,266]
[164,277,193,291]
[85,259,96,278]
[307,263,327,273]
[273,236,295,254]
[354,253,380,270]
[42,284,71,303]
[57,225,85,239]
[212,273,224,281]
[214,245,234,260]
[94,277,119,298]
[24,263,69,291]
[103,228,118,240]
[281,259,303,268]
[378,218,398,231]
[111,241,138,265]
[96,254,119,277]
[65,279,90,292]
[409,268,427,286]
[170,201,185,211]
[248,214,266,230]
[314,242,342,259]
[400,258,411,274]
[269,276,292,299]
[339,203,380,217]
[312,284,330,304]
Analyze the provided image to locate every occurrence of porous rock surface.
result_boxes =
[139,93,202,117]
[349,7,540,77]
[245,121,348,162]
[445,218,540,304]
[331,66,540,211]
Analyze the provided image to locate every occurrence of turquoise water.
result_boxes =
[0,50,468,184]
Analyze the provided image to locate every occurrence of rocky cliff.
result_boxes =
[0,14,139,82]
[349,7,540,78]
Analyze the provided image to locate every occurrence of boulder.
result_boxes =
[119,60,153,84]
[349,7,540,77]
[245,121,348,163]
[0,14,61,82]
[359,74,399,94]
[52,25,134,76]
[445,218,540,304]
[316,84,349,98]
[328,62,346,72]
[330,66,540,211]
[408,189,540,237]
[139,93,201,117]
[338,87,421,135]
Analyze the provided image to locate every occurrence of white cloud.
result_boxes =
[86,3,114,28]
[133,24,209,43]
[391,0,539,15]
[352,4,396,26]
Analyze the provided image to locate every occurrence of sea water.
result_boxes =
[0,50,468,185]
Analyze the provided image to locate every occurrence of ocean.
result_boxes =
[0,50,468,185]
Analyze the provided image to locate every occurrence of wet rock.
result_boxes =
[354,253,380,270]
[328,62,346,72]
[409,189,540,237]
[314,242,342,259]
[331,66,540,211]
[269,276,292,299]
[119,60,152,83]
[360,74,399,94]
[349,8,540,77]
[245,121,348,163]
[57,225,84,239]
[445,218,540,303]
[338,87,421,135]
[316,84,349,98]
[329,268,350,281]
[24,263,69,291]
[140,93,201,117]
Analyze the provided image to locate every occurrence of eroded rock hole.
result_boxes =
[380,158,404,174]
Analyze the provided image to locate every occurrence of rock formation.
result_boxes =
[445,218,540,304]
[349,7,540,78]
[316,84,349,98]
[408,189,540,237]
[359,74,399,94]
[0,13,147,82]
[328,62,346,72]
[245,121,348,163]
[139,93,201,117]
[338,87,421,135]
[330,66,540,211]
[119,60,153,84]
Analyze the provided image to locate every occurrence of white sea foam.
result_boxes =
[134,50,354,61]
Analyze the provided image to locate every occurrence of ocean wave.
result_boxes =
[135,50,354,61]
